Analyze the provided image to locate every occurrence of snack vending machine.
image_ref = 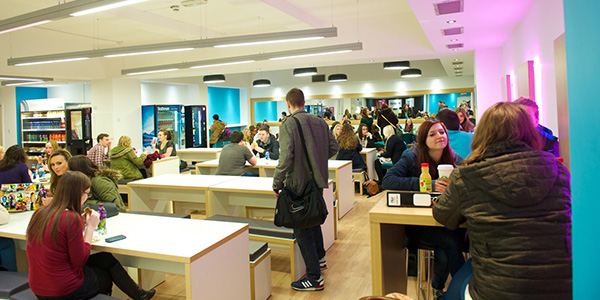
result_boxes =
[141,105,185,149]
[184,105,207,148]
[65,106,93,156]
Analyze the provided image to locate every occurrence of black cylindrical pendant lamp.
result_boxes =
[328,73,348,82]
[203,74,226,83]
[400,68,422,78]
[293,67,318,77]
[252,79,271,87]
[383,61,410,70]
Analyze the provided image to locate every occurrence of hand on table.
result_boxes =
[434,179,450,193]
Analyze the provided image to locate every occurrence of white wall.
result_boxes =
[141,81,200,105]
[500,0,564,133]
[0,87,17,146]
[47,82,91,104]
[475,47,504,120]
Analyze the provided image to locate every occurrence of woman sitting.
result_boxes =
[374,125,407,181]
[110,136,150,182]
[404,118,414,133]
[26,171,154,299]
[332,124,342,141]
[68,155,127,212]
[356,123,375,148]
[336,123,367,171]
[382,120,465,299]
[0,145,32,185]
[48,149,72,196]
[434,102,571,300]
[36,140,59,171]
[154,129,176,157]
[455,107,475,133]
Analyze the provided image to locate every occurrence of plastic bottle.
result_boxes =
[32,164,37,180]
[419,163,432,193]
[265,150,270,161]
[97,203,107,237]
[38,164,45,179]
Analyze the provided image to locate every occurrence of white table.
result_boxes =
[197,159,355,219]
[0,211,250,300]
[128,174,239,213]
[361,148,377,180]
[151,156,180,177]
[177,148,222,163]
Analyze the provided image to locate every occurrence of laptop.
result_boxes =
[0,183,46,211]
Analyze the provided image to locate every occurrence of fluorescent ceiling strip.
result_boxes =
[269,50,352,61]
[126,68,180,76]
[190,60,255,69]
[122,42,362,76]
[214,36,324,48]
[104,48,194,58]
[9,27,337,66]
[0,20,51,35]
[4,81,44,86]
[0,77,43,81]
[15,57,89,66]
[70,0,148,16]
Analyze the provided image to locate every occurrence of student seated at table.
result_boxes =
[374,125,406,181]
[216,130,258,176]
[68,155,127,212]
[0,193,16,272]
[110,136,151,182]
[435,109,474,160]
[382,120,465,299]
[26,171,155,300]
[433,102,571,300]
[0,145,33,185]
[336,123,367,170]
[153,128,177,157]
[357,123,375,148]
[251,125,279,160]
[37,140,60,172]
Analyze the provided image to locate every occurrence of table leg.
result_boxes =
[371,222,407,295]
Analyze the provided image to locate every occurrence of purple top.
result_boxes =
[0,163,32,185]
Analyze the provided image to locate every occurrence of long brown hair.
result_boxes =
[27,171,91,245]
[338,124,359,150]
[357,123,369,139]
[455,107,475,132]
[464,102,542,165]
[68,155,99,178]
[416,120,456,178]
[49,149,72,194]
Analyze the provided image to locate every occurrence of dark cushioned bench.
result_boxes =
[127,211,191,219]
[249,240,268,262]
[0,272,28,298]
[10,288,121,300]
[205,215,303,282]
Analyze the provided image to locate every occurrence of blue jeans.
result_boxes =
[440,259,473,300]
[0,237,17,271]
[293,225,326,282]
[416,227,465,289]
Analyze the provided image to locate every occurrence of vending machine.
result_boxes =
[141,105,185,149]
[65,105,93,156]
[184,105,207,148]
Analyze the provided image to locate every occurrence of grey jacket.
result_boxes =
[273,110,339,193]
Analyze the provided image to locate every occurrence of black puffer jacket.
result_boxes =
[433,141,571,300]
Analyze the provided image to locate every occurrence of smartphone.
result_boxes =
[151,137,158,146]
[105,235,126,243]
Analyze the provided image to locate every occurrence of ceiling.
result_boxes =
[0,0,536,84]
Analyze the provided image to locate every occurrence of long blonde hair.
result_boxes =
[118,136,132,148]
[464,102,542,165]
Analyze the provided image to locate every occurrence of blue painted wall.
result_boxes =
[207,86,241,125]
[564,1,598,299]
[15,87,48,145]
[254,101,278,123]
[428,93,463,113]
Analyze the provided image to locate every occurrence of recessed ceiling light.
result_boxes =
[447,20,457,24]
[369,59,373,62]
[454,59,459,62]
[452,49,459,51]
[450,39,458,42]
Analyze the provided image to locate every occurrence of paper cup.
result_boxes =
[437,164,454,181]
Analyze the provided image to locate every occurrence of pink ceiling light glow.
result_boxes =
[508,71,517,102]
[533,56,543,125]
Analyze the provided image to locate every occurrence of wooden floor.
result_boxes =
[149,192,425,300]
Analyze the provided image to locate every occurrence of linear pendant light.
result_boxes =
[8,27,338,66]
[0,75,53,86]
[122,42,362,76]
[0,0,148,35]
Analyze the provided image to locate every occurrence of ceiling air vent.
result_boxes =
[442,27,463,36]
[312,74,326,82]
[447,43,464,49]
[434,0,464,16]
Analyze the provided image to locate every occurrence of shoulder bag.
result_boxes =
[274,116,328,229]
[380,114,403,137]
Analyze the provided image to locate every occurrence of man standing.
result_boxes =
[87,133,111,167]
[209,114,227,148]
[514,97,559,156]
[273,88,339,291]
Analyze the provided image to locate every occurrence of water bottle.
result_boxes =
[265,150,270,161]
[37,165,45,179]
[97,203,107,237]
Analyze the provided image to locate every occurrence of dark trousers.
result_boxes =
[293,225,326,282]
[440,259,473,300]
[412,227,466,289]
[0,237,17,271]
[374,159,386,181]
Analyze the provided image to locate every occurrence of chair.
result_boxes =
[352,169,367,195]
[382,163,394,170]
[0,272,29,298]
[402,133,416,145]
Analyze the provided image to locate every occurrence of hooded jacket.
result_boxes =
[109,146,147,181]
[433,141,571,300]
[254,133,280,160]
[210,120,227,144]
[85,168,126,212]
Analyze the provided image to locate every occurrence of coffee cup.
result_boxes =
[437,164,454,182]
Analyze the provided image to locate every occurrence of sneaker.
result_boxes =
[319,258,328,271]
[433,288,444,300]
[291,276,324,291]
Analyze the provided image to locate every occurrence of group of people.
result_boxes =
[0,128,186,299]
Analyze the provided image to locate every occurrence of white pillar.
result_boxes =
[474,47,504,119]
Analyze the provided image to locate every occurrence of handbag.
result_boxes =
[364,180,380,196]
[274,116,328,229]
[380,114,404,137]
